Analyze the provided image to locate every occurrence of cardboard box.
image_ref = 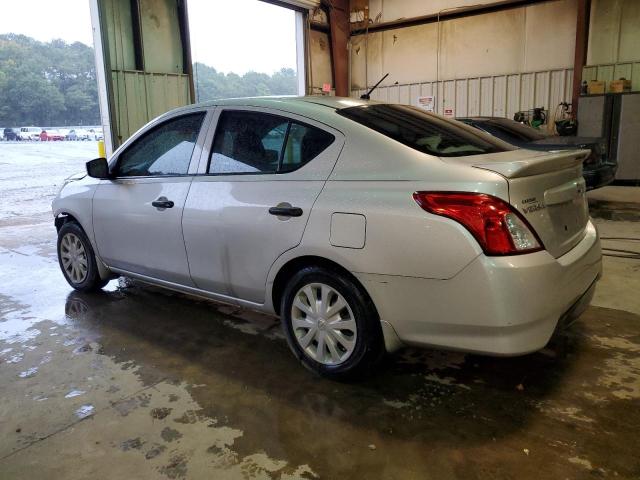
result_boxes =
[588,80,606,95]
[609,79,631,93]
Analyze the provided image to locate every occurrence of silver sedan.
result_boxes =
[52,97,602,378]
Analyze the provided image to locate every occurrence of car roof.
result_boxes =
[168,96,380,116]
[206,95,375,109]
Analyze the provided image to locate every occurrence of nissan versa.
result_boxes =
[52,97,602,378]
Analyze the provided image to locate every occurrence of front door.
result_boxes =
[93,111,207,285]
[182,108,343,303]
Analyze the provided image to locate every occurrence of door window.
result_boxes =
[208,110,335,174]
[280,122,335,173]
[209,111,287,174]
[114,112,205,177]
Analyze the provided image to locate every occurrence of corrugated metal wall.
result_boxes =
[99,0,192,146]
[583,62,640,92]
[111,71,191,141]
[351,68,574,119]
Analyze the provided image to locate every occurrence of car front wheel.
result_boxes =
[57,222,109,292]
[281,266,384,379]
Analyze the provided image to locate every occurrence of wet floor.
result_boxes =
[1,143,639,479]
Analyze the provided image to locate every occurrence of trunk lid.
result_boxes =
[442,149,591,258]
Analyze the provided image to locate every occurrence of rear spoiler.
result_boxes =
[471,149,591,179]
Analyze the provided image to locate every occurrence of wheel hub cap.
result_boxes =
[291,283,357,365]
[60,233,88,284]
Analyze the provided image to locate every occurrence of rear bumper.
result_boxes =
[584,163,617,190]
[356,220,602,356]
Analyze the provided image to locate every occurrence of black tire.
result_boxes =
[281,265,384,380]
[57,221,109,292]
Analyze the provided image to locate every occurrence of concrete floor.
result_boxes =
[1,142,639,479]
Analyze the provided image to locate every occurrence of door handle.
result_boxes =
[152,198,174,209]
[269,206,303,217]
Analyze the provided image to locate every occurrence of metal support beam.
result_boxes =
[295,10,307,95]
[177,0,196,103]
[89,0,116,156]
[350,0,553,36]
[571,0,591,117]
[325,0,349,96]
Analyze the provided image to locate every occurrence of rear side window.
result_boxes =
[115,112,205,177]
[338,104,514,157]
[280,122,335,173]
[208,110,335,174]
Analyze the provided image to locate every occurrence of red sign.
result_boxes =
[322,83,331,93]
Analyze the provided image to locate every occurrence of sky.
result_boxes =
[0,0,297,75]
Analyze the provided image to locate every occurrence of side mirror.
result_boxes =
[86,158,110,179]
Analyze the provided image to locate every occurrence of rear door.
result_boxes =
[93,110,209,285]
[182,107,343,302]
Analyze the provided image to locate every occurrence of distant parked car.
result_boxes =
[40,129,64,141]
[457,116,616,190]
[19,127,42,141]
[88,128,104,141]
[3,128,19,141]
[58,129,70,140]
[67,129,90,141]
[77,129,91,140]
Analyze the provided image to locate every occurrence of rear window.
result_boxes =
[338,104,514,157]
[484,118,548,142]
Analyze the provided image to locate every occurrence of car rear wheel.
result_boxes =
[57,222,109,292]
[281,266,384,379]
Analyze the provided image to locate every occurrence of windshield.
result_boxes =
[338,104,514,157]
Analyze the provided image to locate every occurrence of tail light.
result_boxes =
[413,192,543,256]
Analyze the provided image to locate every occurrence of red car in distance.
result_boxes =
[40,129,64,141]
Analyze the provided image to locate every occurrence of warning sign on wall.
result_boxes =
[417,96,435,112]
[443,108,454,117]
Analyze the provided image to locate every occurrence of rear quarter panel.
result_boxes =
[297,180,484,279]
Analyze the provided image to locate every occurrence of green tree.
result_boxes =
[0,34,99,126]
[0,33,300,127]
[194,63,298,101]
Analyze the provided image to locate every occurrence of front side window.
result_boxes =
[338,104,514,157]
[208,110,335,175]
[114,112,205,177]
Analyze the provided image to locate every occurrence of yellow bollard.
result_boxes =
[97,140,106,158]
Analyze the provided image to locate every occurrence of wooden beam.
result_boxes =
[572,0,591,117]
[325,0,349,96]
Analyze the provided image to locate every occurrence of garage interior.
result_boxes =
[1,0,639,479]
